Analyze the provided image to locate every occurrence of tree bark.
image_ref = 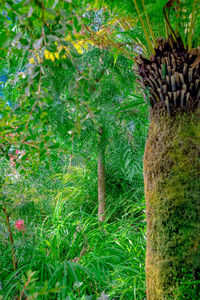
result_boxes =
[3,207,17,271]
[98,127,106,222]
[144,109,200,299]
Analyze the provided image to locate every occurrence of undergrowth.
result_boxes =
[0,165,146,300]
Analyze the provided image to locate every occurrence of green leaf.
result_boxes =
[74,17,79,30]
[0,31,15,48]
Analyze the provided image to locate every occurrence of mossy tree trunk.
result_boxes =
[137,34,200,298]
[144,109,200,299]
[98,127,106,222]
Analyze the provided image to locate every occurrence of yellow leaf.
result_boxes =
[29,58,35,64]
[49,53,55,61]
[54,52,59,59]
[44,49,50,60]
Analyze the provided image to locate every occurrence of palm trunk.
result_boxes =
[98,127,106,222]
[144,109,200,299]
[137,35,200,298]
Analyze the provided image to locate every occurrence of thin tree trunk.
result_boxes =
[69,153,73,169]
[3,207,17,271]
[98,127,106,222]
[144,109,200,299]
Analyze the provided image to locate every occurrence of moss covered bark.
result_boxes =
[144,108,200,299]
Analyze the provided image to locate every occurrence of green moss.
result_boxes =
[144,110,200,299]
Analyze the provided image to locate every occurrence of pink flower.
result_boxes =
[9,155,16,166]
[15,219,25,232]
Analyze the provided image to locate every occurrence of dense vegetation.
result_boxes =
[0,49,149,299]
[0,151,147,299]
[0,0,199,299]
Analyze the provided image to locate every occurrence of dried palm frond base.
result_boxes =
[137,36,200,116]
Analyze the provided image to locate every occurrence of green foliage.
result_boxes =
[1,1,199,299]
[0,158,146,299]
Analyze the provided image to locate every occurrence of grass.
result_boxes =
[0,190,146,299]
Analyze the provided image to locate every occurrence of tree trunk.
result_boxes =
[3,207,17,271]
[144,109,200,299]
[98,127,106,222]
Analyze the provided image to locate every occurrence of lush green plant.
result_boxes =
[0,158,146,299]
[1,0,199,299]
